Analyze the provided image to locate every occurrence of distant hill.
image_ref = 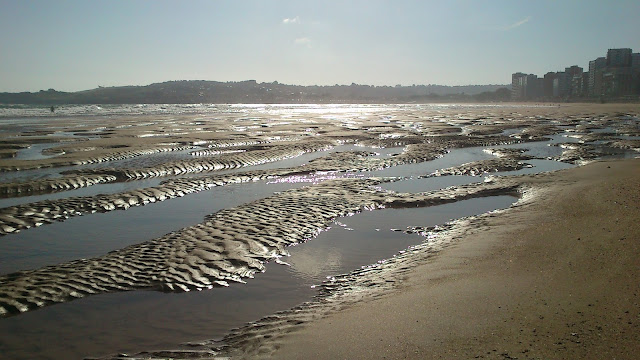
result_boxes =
[0,80,510,104]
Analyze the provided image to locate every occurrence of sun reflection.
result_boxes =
[266,172,365,185]
[286,247,343,283]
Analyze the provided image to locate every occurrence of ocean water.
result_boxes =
[0,104,637,359]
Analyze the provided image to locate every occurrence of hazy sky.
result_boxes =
[1,0,639,92]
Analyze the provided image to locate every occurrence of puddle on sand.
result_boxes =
[498,159,576,176]
[285,195,517,285]
[497,134,580,159]
[0,266,318,360]
[0,143,345,184]
[380,175,480,193]
[0,196,515,360]
[13,143,61,160]
[0,167,68,183]
[369,146,494,178]
[379,158,576,194]
[0,144,385,204]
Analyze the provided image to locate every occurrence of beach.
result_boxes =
[0,103,638,359]
[268,158,640,359]
[2,2,639,358]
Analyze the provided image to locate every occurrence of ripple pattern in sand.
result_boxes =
[67,141,334,180]
[0,145,196,172]
[425,158,533,177]
[0,174,118,197]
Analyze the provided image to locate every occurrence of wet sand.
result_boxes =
[268,159,640,359]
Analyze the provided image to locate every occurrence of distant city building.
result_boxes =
[588,57,606,97]
[607,48,632,67]
[633,53,640,95]
[511,73,526,100]
[602,67,634,97]
[514,47,639,100]
[543,72,557,99]
[511,73,541,100]
[602,48,634,97]
[581,72,589,97]
[564,66,584,97]
[565,66,583,76]
[632,53,640,70]
[553,72,570,98]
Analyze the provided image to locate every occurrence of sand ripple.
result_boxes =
[66,141,334,180]
[0,174,118,197]
[425,158,532,177]
[0,145,195,172]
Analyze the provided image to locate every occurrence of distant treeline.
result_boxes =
[0,80,511,104]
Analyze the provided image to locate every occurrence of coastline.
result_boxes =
[262,158,640,359]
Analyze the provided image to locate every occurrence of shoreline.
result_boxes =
[242,158,640,359]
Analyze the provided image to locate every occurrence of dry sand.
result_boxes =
[271,159,640,359]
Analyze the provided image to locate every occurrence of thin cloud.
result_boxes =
[294,37,311,47]
[283,16,300,24]
[503,16,532,31]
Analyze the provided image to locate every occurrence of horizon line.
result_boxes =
[3,80,510,94]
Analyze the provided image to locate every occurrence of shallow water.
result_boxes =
[286,195,516,283]
[13,143,61,160]
[369,146,494,178]
[380,175,482,193]
[498,133,581,159]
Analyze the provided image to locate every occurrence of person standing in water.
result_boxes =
[50,106,55,113]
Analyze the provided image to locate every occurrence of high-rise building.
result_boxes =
[602,67,634,96]
[607,48,632,67]
[512,73,541,100]
[511,73,526,100]
[553,72,570,98]
[632,53,640,95]
[633,53,640,70]
[543,72,557,99]
[565,66,583,76]
[588,57,606,97]
[601,49,635,96]
[512,47,638,100]
[564,66,584,97]
[535,77,544,99]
